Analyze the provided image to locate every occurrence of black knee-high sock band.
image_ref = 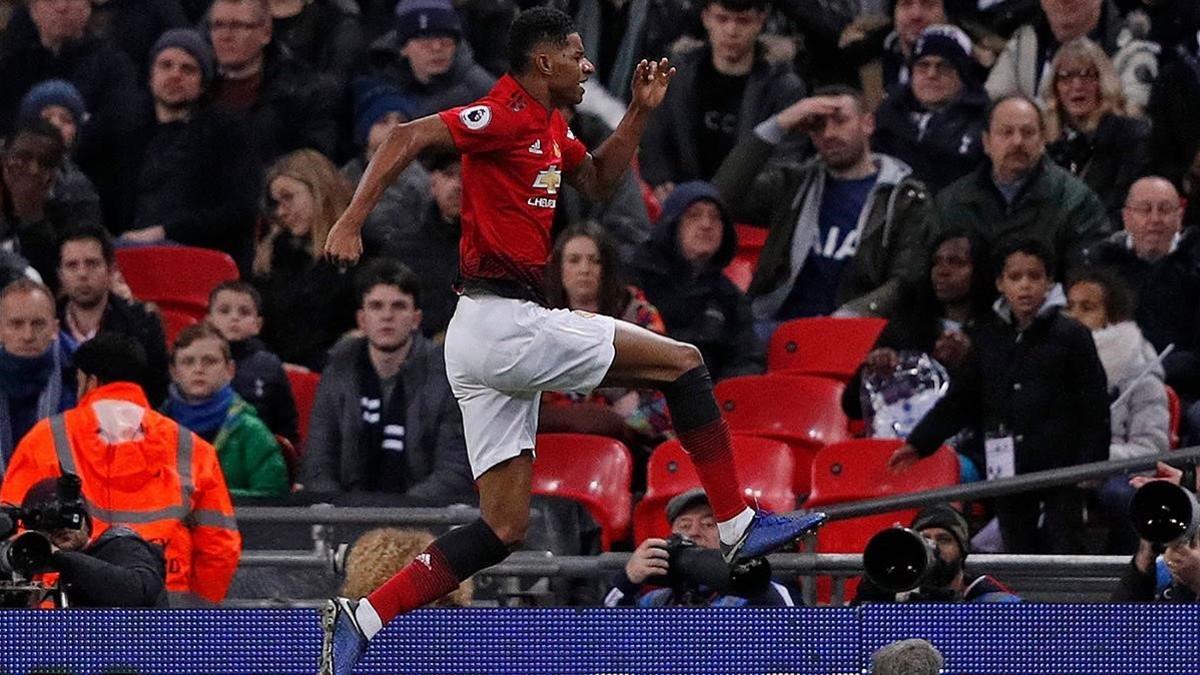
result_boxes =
[661,365,721,434]
[435,518,511,580]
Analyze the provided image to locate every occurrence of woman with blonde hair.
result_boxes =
[1041,37,1149,223]
[253,149,357,370]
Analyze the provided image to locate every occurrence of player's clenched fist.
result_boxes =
[630,58,675,111]
[324,214,363,267]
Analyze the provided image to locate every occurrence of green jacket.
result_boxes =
[213,396,289,498]
[929,157,1112,274]
[713,120,931,319]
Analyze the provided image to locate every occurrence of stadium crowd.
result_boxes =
[0,0,1197,607]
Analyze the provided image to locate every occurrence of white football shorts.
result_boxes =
[443,293,617,479]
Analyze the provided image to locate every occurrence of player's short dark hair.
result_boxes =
[74,332,149,388]
[208,279,264,316]
[508,7,576,75]
[811,84,867,114]
[994,238,1055,280]
[986,94,1046,133]
[1066,267,1135,324]
[354,258,422,310]
[706,0,769,12]
[59,223,116,267]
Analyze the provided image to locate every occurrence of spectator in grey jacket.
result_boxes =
[302,259,472,503]
[341,75,432,279]
[714,86,931,335]
[1065,268,1168,554]
[366,0,495,119]
[639,0,806,197]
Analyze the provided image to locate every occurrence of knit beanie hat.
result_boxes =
[351,75,415,146]
[394,0,462,46]
[910,504,970,556]
[910,24,974,81]
[19,80,88,125]
[151,29,217,84]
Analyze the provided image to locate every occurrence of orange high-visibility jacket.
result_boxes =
[0,382,242,603]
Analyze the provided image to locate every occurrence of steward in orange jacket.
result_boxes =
[0,334,241,604]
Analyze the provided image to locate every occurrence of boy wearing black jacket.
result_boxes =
[889,239,1111,553]
[206,281,299,444]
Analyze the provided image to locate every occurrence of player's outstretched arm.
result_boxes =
[567,58,674,202]
[325,115,456,265]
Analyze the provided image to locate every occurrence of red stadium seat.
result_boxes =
[285,365,320,451]
[159,307,198,347]
[734,223,768,259]
[722,256,755,292]
[715,374,851,496]
[116,246,239,318]
[532,433,633,550]
[804,439,959,603]
[633,435,796,543]
[1167,385,1181,449]
[767,317,887,379]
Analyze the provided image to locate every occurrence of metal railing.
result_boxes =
[239,549,1130,577]
[231,448,1200,604]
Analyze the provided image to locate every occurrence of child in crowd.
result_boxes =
[207,280,299,444]
[890,239,1111,554]
[163,323,289,499]
[1065,268,1169,554]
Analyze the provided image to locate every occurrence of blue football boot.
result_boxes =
[320,597,369,675]
[721,510,827,563]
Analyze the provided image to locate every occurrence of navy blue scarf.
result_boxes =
[165,383,235,440]
[0,346,56,401]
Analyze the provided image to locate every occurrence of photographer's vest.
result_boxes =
[46,414,215,595]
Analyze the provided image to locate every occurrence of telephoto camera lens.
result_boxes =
[1131,480,1200,545]
[0,531,52,578]
[862,527,934,593]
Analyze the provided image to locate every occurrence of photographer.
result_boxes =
[603,489,795,607]
[1112,462,1200,602]
[853,504,1020,604]
[15,476,166,607]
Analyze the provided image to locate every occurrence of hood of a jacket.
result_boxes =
[649,181,737,271]
[1092,320,1163,389]
[870,152,914,189]
[76,382,177,491]
[992,282,1067,325]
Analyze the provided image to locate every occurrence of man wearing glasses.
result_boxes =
[207,0,338,163]
[1085,176,1200,442]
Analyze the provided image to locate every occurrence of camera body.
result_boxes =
[0,474,88,580]
[656,534,772,604]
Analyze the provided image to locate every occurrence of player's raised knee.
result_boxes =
[487,517,530,548]
[669,341,704,376]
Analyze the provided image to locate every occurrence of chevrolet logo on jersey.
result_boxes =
[528,165,562,208]
[532,166,562,194]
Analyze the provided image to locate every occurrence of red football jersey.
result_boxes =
[439,75,588,296]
